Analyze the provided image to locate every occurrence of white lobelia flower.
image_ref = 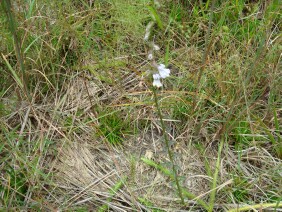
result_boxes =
[152,73,162,87]
[157,63,170,78]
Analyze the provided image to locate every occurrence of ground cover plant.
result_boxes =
[0,0,281,211]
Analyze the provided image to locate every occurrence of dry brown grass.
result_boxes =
[1,0,281,211]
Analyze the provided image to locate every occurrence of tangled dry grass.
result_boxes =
[1,0,281,211]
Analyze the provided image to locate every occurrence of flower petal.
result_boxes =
[153,73,161,80]
[153,78,162,87]
[158,64,166,69]
[157,64,170,78]
[153,73,162,87]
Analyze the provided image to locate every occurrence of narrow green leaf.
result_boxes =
[26,0,36,19]
[208,138,224,211]
[147,6,163,30]
[24,35,41,54]
[1,53,24,89]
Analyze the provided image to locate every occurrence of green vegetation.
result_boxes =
[97,109,131,145]
[0,0,281,211]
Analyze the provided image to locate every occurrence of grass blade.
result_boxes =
[1,53,24,89]
[208,138,224,211]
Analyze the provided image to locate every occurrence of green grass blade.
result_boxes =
[1,53,24,89]
[26,0,36,19]
[147,6,163,30]
[208,138,224,212]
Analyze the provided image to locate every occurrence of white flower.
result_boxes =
[153,73,162,87]
[157,63,170,78]
[151,64,171,87]
[148,53,153,60]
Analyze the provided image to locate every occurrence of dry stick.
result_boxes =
[152,87,184,204]
[192,0,216,111]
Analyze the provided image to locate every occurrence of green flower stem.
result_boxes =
[152,87,184,205]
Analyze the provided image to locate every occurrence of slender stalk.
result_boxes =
[2,0,26,84]
[152,87,184,204]
[208,137,224,211]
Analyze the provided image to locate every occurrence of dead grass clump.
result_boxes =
[52,131,213,211]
